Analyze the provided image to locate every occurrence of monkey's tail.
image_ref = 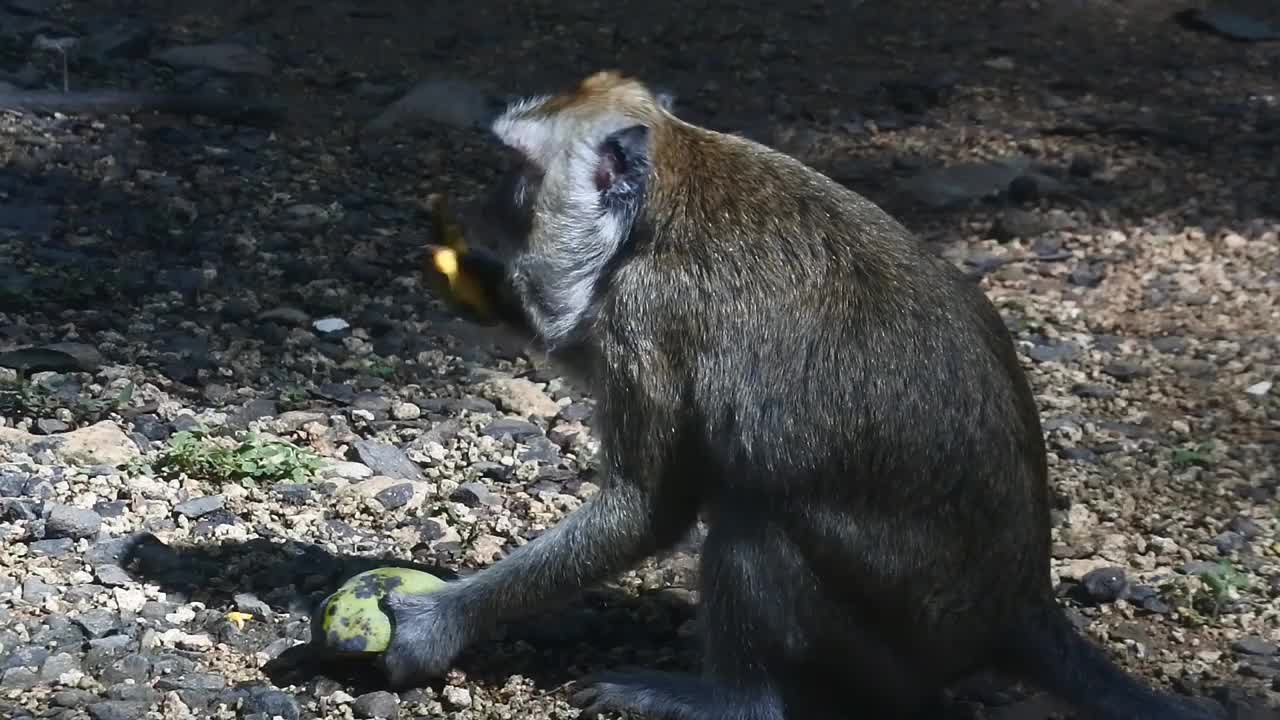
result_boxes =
[1004,606,1225,720]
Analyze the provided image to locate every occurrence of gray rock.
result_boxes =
[88,701,150,720]
[84,636,132,666]
[100,655,151,685]
[233,593,272,621]
[458,397,498,414]
[451,482,503,508]
[1069,262,1106,288]
[0,421,140,466]
[901,156,1059,209]
[231,399,278,427]
[52,689,97,707]
[353,690,399,719]
[1176,8,1279,42]
[352,392,392,415]
[45,504,102,538]
[1214,531,1247,555]
[0,667,38,689]
[106,684,161,703]
[34,418,70,435]
[139,602,170,620]
[73,609,120,638]
[1232,637,1279,657]
[242,688,300,720]
[1228,516,1263,539]
[352,439,423,481]
[94,564,133,587]
[373,483,414,510]
[154,671,227,690]
[29,537,74,557]
[257,307,311,326]
[313,317,351,337]
[131,414,171,441]
[39,652,79,681]
[0,342,103,373]
[990,209,1050,242]
[481,417,543,441]
[83,19,153,60]
[151,43,273,77]
[1150,336,1187,355]
[558,403,593,423]
[1071,384,1115,400]
[2,645,48,670]
[1102,362,1148,382]
[518,437,562,465]
[1080,566,1128,604]
[1026,342,1081,364]
[0,470,34,497]
[364,76,505,135]
[94,499,128,515]
[21,576,54,603]
[272,482,312,505]
[173,495,225,518]
[6,0,57,17]
[1058,447,1098,464]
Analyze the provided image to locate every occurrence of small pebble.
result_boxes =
[352,690,399,719]
[173,495,225,518]
[391,401,421,420]
[441,686,472,709]
[313,317,351,335]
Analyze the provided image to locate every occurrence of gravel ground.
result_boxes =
[2,0,1279,719]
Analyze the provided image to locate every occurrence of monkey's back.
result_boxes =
[625,126,1056,673]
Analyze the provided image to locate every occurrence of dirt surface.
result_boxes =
[1,0,1278,719]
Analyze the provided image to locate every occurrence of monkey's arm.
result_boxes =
[378,397,697,688]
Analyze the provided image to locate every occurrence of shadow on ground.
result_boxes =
[117,531,700,695]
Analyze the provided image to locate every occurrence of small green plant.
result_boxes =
[278,385,310,410]
[1200,561,1249,604]
[367,361,396,379]
[0,375,134,425]
[1171,441,1215,469]
[1165,561,1250,624]
[147,429,324,487]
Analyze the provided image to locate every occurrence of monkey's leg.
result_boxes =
[572,517,798,720]
[379,476,699,688]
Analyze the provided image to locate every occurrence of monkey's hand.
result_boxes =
[423,192,500,324]
[423,244,501,324]
[378,588,474,689]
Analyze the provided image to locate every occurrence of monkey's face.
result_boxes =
[479,71,671,342]
[477,149,543,257]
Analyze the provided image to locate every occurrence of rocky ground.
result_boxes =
[2,0,1279,718]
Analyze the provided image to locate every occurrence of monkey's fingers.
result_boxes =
[427,193,469,254]
[424,245,497,321]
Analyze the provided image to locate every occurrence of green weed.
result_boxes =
[142,428,324,487]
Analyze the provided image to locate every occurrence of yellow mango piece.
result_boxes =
[311,567,448,655]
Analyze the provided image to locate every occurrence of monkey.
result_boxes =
[390,70,1227,720]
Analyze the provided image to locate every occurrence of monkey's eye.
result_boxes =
[511,175,529,209]
[511,167,543,212]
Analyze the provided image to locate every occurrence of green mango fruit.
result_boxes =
[311,567,447,654]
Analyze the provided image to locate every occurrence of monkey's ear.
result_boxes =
[654,89,676,113]
[594,124,650,195]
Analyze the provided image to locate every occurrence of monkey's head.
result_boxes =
[479,71,677,343]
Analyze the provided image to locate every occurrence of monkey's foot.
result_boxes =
[572,670,782,720]
[377,590,472,689]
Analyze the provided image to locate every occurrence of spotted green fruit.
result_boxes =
[311,567,447,654]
